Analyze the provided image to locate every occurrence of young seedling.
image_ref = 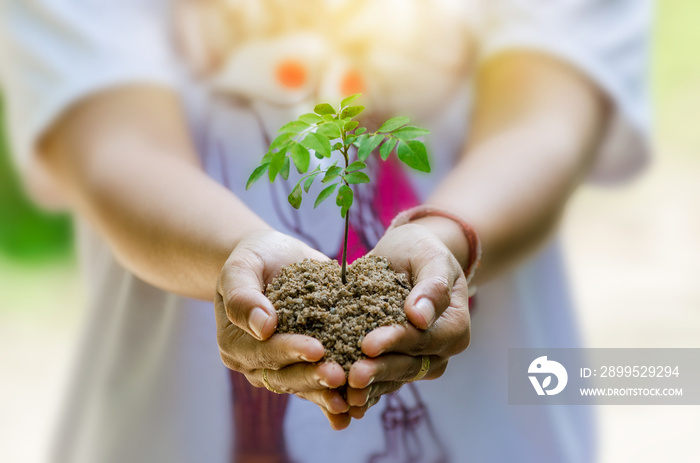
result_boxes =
[246,94,431,284]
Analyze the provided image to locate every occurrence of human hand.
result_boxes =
[344,222,471,412]
[215,229,352,429]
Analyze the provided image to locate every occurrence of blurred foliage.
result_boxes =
[0,98,73,262]
[653,0,700,154]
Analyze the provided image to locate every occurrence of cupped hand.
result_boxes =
[345,222,471,410]
[215,229,351,429]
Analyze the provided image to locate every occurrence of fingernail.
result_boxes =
[361,392,370,406]
[319,379,332,388]
[367,375,375,386]
[327,395,349,413]
[249,307,270,339]
[415,298,435,327]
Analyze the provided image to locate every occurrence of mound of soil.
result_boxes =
[266,255,411,372]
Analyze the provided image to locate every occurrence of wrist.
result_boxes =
[386,205,482,286]
[411,216,470,270]
[230,226,277,252]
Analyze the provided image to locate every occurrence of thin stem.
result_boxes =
[340,135,350,284]
[341,211,349,284]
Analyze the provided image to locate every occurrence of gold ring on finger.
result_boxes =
[411,356,430,382]
[262,368,284,394]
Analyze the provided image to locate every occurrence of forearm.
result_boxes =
[41,86,270,300]
[416,52,609,283]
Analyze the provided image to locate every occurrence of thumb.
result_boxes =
[219,253,278,341]
[404,251,458,330]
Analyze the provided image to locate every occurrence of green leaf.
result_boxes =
[314,103,336,115]
[379,138,398,161]
[317,122,341,139]
[278,120,310,134]
[246,162,270,190]
[336,184,354,218]
[378,116,410,133]
[341,93,361,108]
[322,165,343,183]
[344,171,370,184]
[353,133,368,148]
[346,161,366,172]
[288,182,303,209]
[397,140,431,173]
[344,120,359,132]
[268,150,286,182]
[280,156,291,180]
[290,142,310,174]
[355,127,367,135]
[357,134,384,161]
[393,126,430,140]
[314,183,339,208]
[322,114,335,122]
[298,113,323,124]
[302,132,331,158]
[269,132,295,152]
[340,105,364,119]
[304,170,321,193]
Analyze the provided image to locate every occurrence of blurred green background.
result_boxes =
[654,0,700,156]
[0,101,72,262]
[1,1,699,462]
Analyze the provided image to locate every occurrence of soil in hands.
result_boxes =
[266,255,411,373]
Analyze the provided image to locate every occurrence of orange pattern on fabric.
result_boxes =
[276,59,307,89]
[341,69,364,95]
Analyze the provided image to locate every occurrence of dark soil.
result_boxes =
[266,255,411,372]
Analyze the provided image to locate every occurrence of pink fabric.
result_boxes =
[374,156,422,228]
[229,371,291,463]
[339,156,421,263]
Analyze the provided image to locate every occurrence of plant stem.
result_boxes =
[340,140,350,284]
[341,211,349,284]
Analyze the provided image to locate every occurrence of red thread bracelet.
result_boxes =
[387,205,482,288]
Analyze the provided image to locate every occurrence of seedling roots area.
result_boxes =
[266,255,410,372]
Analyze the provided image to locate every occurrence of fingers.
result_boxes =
[219,250,278,341]
[295,387,349,415]
[361,323,428,358]
[404,249,461,330]
[219,231,330,340]
[348,354,442,389]
[371,223,465,331]
[362,277,471,359]
[216,300,325,372]
[319,407,352,431]
[257,361,346,394]
[361,316,464,359]
[347,397,380,420]
[223,332,325,372]
[346,381,404,407]
[259,362,385,426]
[298,393,379,427]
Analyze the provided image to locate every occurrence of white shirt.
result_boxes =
[0,1,650,462]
